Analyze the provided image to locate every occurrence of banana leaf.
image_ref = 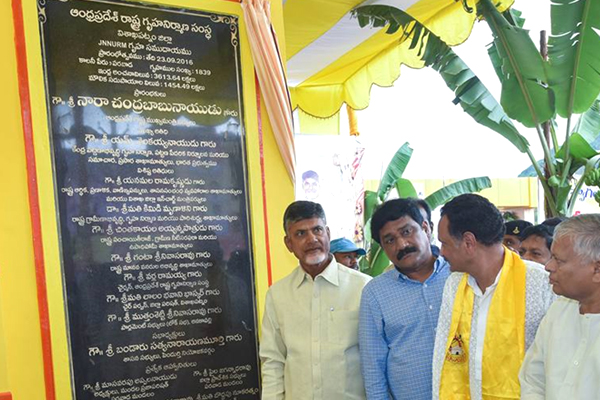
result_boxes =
[362,190,380,255]
[554,135,599,182]
[353,5,530,153]
[478,0,554,128]
[556,98,600,161]
[503,8,525,29]
[487,8,525,86]
[556,183,572,216]
[548,0,600,117]
[424,177,492,210]
[487,36,504,85]
[363,218,372,247]
[367,241,392,277]
[377,142,413,201]
[364,190,380,225]
[572,98,600,144]
[352,3,414,36]
[560,133,598,160]
[358,256,371,275]
[395,178,418,199]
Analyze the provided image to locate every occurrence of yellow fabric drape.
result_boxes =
[298,109,340,135]
[286,0,515,118]
[346,105,359,136]
[440,249,526,399]
[242,0,296,182]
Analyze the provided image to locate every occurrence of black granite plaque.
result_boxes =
[38,0,260,398]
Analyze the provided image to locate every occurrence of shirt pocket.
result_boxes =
[327,309,359,347]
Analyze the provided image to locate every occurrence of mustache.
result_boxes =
[396,247,417,261]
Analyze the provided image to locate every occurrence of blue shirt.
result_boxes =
[359,254,451,400]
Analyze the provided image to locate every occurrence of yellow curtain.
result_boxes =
[298,109,340,135]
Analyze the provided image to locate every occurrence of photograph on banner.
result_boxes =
[294,135,365,245]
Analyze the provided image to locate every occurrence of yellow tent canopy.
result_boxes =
[284,0,513,118]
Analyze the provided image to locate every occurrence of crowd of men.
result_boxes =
[259,194,600,399]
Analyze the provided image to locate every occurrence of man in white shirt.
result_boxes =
[260,201,371,400]
[432,194,554,400]
[519,213,600,400]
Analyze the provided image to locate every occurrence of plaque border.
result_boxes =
[12,0,272,398]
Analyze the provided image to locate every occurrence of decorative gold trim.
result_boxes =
[230,20,238,48]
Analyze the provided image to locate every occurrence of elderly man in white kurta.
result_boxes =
[519,214,600,399]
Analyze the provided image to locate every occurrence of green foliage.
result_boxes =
[363,190,380,228]
[479,0,554,128]
[425,177,492,210]
[573,98,600,144]
[503,8,525,28]
[394,178,418,199]
[377,142,413,200]
[548,0,600,117]
[362,241,393,277]
[353,0,600,217]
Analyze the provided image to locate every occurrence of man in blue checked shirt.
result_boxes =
[359,198,451,399]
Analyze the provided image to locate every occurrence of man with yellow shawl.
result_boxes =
[432,194,555,400]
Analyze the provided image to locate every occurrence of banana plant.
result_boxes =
[353,0,600,217]
[359,142,492,276]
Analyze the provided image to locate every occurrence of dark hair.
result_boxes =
[301,170,319,181]
[541,217,566,230]
[415,198,433,225]
[371,198,424,244]
[521,224,554,250]
[283,201,326,232]
[440,194,505,246]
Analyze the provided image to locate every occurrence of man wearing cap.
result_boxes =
[359,198,451,399]
[503,219,533,253]
[330,238,366,270]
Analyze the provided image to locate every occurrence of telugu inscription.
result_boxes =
[39,0,259,398]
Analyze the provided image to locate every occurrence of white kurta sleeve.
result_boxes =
[519,309,550,400]
[259,290,286,400]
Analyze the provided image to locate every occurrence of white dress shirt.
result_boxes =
[260,258,371,400]
[466,271,501,395]
[520,297,600,400]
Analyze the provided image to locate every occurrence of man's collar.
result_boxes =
[467,246,508,295]
[294,257,339,288]
[467,269,501,296]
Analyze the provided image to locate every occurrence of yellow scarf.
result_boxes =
[439,249,526,400]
